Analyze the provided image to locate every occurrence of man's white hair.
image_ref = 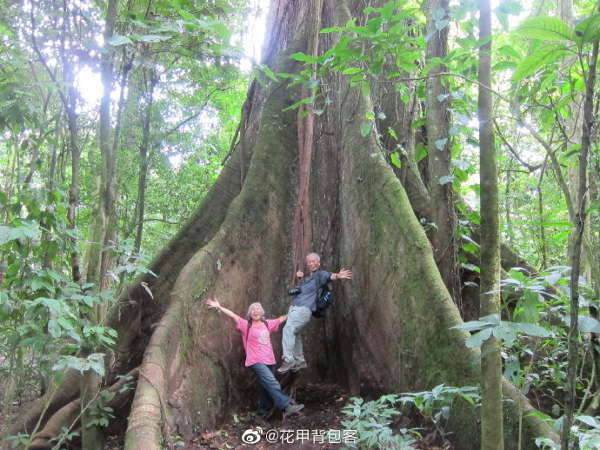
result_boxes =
[306,252,321,261]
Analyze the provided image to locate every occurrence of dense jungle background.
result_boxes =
[1,0,599,448]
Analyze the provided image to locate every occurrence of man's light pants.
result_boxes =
[282,305,312,364]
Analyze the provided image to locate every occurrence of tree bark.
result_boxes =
[478,0,504,448]
[81,1,119,448]
[561,31,598,450]
[424,0,460,304]
[134,68,157,253]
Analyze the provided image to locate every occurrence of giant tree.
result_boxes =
[7,1,560,449]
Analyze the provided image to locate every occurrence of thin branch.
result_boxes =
[143,218,182,225]
[386,71,510,103]
[157,87,232,142]
[509,107,576,221]
[493,119,541,172]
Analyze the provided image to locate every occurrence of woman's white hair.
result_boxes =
[246,302,265,320]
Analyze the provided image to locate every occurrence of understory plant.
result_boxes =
[341,385,480,449]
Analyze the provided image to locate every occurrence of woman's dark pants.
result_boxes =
[250,363,290,414]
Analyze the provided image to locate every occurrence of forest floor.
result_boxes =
[179,382,454,450]
[1,376,453,449]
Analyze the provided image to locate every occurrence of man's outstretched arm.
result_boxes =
[330,268,352,280]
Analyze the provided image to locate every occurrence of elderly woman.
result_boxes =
[205,298,304,416]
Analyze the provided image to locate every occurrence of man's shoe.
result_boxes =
[284,403,304,415]
[291,361,308,372]
[278,361,295,374]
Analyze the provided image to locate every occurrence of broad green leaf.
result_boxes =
[451,319,497,332]
[506,321,551,337]
[342,67,362,75]
[282,95,316,112]
[136,34,172,43]
[466,328,492,348]
[578,316,600,333]
[493,61,517,71]
[493,324,517,347]
[461,262,480,273]
[512,45,567,82]
[31,278,54,292]
[576,415,600,428]
[574,14,600,44]
[435,138,447,150]
[515,16,576,42]
[48,318,61,338]
[107,35,133,46]
[177,9,195,21]
[30,297,63,314]
[513,290,540,323]
[415,143,427,162]
[390,152,401,168]
[258,64,278,82]
[435,19,449,31]
[360,122,372,137]
[438,175,454,185]
[452,159,470,171]
[498,45,521,59]
[289,52,319,63]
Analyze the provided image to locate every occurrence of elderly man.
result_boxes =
[278,253,352,374]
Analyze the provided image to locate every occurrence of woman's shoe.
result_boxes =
[284,403,304,415]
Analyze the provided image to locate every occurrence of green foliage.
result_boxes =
[536,415,600,449]
[397,385,480,423]
[574,14,600,44]
[512,44,568,82]
[0,186,153,395]
[86,390,116,428]
[515,17,576,42]
[6,433,31,449]
[341,395,418,449]
[341,385,480,449]
[283,0,425,115]
[452,314,551,348]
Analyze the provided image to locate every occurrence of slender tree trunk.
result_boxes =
[536,158,548,269]
[424,0,460,305]
[478,0,504,447]
[66,107,81,283]
[562,35,598,450]
[134,68,157,253]
[86,0,118,289]
[81,1,119,448]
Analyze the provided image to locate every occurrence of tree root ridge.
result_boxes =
[25,368,139,450]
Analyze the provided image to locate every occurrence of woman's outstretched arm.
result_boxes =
[206,298,242,322]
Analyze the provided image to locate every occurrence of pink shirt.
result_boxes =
[236,317,282,367]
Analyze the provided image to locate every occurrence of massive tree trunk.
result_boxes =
[9,1,559,449]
